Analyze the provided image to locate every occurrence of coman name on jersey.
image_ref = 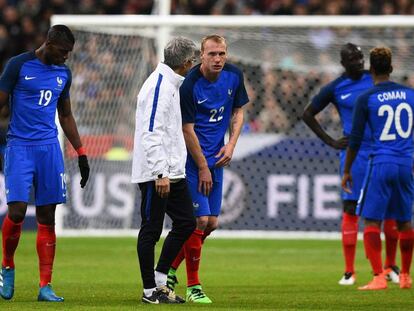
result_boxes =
[377,90,406,102]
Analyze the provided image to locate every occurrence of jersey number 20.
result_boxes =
[378,102,413,141]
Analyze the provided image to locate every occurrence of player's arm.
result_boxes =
[0,91,10,118]
[215,107,244,167]
[182,123,212,196]
[58,96,89,188]
[341,95,368,193]
[302,85,348,150]
[141,92,171,198]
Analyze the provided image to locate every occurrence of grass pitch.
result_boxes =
[1,233,414,310]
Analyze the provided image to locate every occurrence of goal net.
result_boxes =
[51,15,414,237]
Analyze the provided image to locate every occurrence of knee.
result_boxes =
[196,217,209,231]
[7,203,27,223]
[205,218,219,235]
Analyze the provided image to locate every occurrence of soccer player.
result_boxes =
[303,43,399,285]
[0,25,90,302]
[167,35,249,303]
[342,46,414,290]
[131,37,197,304]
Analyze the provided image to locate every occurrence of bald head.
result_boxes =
[340,43,364,80]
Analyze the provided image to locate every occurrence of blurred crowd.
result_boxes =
[0,0,414,141]
[1,0,414,69]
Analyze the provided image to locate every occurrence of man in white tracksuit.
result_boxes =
[131,37,197,304]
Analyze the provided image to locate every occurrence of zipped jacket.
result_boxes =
[131,63,187,183]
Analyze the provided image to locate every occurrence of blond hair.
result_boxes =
[201,35,227,52]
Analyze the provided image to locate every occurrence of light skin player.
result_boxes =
[168,35,248,303]
[0,25,89,302]
[303,43,400,285]
[342,46,414,290]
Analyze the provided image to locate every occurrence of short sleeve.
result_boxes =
[180,78,196,124]
[60,68,71,100]
[310,82,335,111]
[234,69,249,108]
[0,57,21,94]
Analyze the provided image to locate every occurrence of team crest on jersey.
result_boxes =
[57,77,63,87]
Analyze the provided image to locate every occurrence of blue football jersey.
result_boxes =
[350,81,414,166]
[0,51,71,145]
[311,71,373,149]
[180,63,249,167]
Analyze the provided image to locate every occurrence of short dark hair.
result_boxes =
[370,47,392,75]
[47,25,75,45]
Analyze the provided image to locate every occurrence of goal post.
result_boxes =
[51,15,414,237]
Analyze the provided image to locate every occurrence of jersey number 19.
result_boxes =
[38,90,52,106]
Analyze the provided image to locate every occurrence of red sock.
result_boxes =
[184,229,204,287]
[171,247,185,270]
[399,229,414,274]
[341,213,358,274]
[2,215,23,268]
[363,226,382,275]
[36,223,56,287]
[383,219,398,268]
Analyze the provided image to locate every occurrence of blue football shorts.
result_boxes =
[340,149,370,201]
[356,162,414,222]
[186,163,223,217]
[4,143,66,205]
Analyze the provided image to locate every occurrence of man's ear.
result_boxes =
[389,65,393,74]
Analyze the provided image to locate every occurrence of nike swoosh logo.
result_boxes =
[197,99,208,104]
[341,93,351,100]
[25,76,36,80]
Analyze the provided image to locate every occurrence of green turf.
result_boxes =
[1,233,414,310]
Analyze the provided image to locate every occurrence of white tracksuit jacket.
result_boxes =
[131,63,187,183]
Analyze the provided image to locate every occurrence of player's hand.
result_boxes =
[341,172,353,194]
[214,143,235,167]
[329,136,349,150]
[198,166,213,196]
[155,177,170,198]
[78,155,90,188]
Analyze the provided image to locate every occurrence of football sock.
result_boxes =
[399,229,414,274]
[383,219,398,268]
[36,223,56,287]
[154,270,167,287]
[2,215,23,269]
[184,229,204,287]
[171,247,185,270]
[363,226,382,275]
[341,213,358,274]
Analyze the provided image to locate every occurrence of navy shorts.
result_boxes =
[186,163,223,217]
[357,162,414,222]
[4,143,66,205]
[340,149,370,201]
